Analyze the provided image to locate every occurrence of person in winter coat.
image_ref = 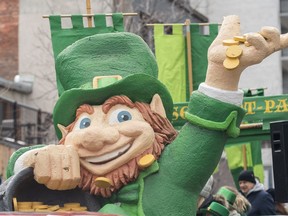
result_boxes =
[238,170,276,216]
[198,176,215,208]
[221,186,251,216]
[266,188,288,215]
[198,186,251,216]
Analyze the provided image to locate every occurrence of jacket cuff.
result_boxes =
[198,83,244,106]
[185,91,246,138]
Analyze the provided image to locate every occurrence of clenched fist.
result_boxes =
[29,145,81,190]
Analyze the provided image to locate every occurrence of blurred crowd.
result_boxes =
[197,170,288,216]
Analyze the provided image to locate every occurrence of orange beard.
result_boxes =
[78,139,162,198]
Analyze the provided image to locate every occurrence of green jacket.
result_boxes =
[7,91,245,216]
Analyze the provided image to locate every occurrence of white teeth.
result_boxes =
[85,144,131,164]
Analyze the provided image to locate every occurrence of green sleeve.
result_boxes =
[142,91,246,216]
[6,144,46,178]
[185,91,245,137]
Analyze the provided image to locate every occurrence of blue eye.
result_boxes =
[79,117,91,129]
[109,109,133,124]
[117,111,132,122]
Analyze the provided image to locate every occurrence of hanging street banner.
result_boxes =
[154,24,187,103]
[172,94,288,144]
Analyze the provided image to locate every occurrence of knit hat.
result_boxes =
[238,170,256,184]
[200,176,214,198]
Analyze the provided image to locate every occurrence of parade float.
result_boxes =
[0,1,288,216]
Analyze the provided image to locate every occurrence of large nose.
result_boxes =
[81,126,119,151]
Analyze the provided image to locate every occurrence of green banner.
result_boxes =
[49,14,124,59]
[189,24,218,91]
[154,25,187,103]
[241,94,288,129]
[48,13,124,96]
[173,94,288,142]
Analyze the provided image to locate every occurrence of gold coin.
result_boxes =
[58,207,70,210]
[32,202,43,206]
[226,45,243,58]
[56,208,69,212]
[18,201,32,205]
[18,208,34,212]
[233,36,246,42]
[18,203,33,210]
[71,206,88,211]
[18,202,32,207]
[33,204,48,209]
[94,177,113,188]
[64,202,81,208]
[13,198,18,211]
[138,154,156,169]
[222,39,239,46]
[34,209,49,212]
[223,58,240,70]
[48,205,60,211]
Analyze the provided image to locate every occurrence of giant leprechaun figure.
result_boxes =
[4,15,288,215]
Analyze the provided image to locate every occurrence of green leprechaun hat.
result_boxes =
[53,32,173,139]
[199,202,229,216]
[216,187,236,206]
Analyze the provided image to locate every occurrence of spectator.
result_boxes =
[199,201,230,216]
[197,181,250,215]
[238,170,276,215]
[266,188,288,215]
[197,176,229,216]
[198,185,250,216]
[218,186,251,216]
[198,176,215,208]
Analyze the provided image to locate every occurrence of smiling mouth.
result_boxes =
[85,144,132,164]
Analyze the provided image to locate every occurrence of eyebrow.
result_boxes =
[76,104,94,117]
[102,95,135,113]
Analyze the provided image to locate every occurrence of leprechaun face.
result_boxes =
[63,103,155,176]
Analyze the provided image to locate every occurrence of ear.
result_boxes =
[57,124,68,138]
[150,94,166,118]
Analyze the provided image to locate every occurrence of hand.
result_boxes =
[31,145,81,190]
[205,15,288,91]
